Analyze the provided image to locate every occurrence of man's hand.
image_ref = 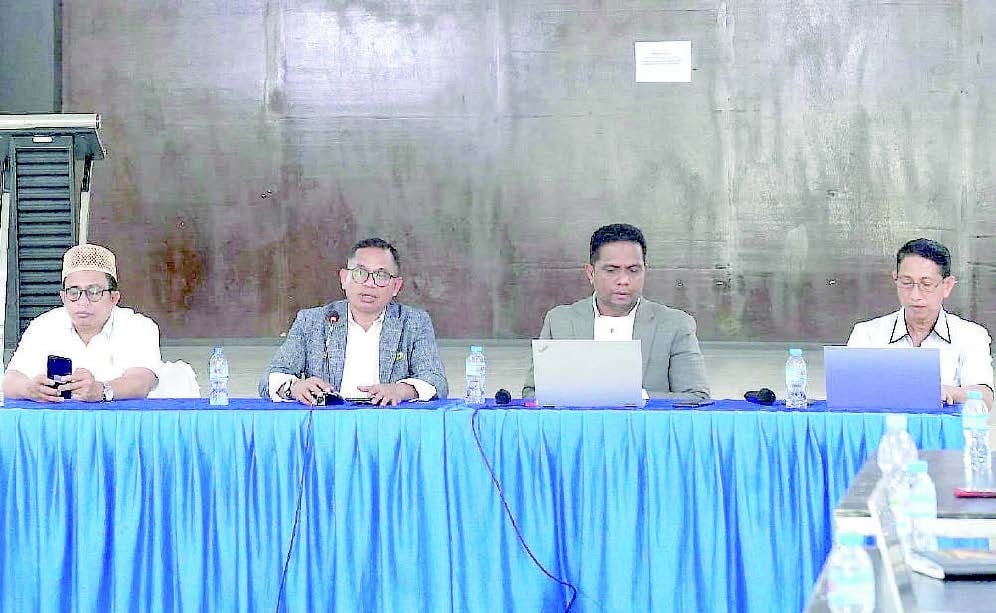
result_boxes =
[61,368,103,402]
[290,377,334,406]
[26,373,64,402]
[358,382,417,406]
[942,385,968,406]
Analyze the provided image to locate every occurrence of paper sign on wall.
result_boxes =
[635,41,691,83]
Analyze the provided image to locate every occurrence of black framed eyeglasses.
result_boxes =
[347,266,398,287]
[62,285,112,302]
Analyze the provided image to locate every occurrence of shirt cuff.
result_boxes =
[268,373,297,402]
[400,378,436,401]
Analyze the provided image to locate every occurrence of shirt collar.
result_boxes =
[591,293,641,320]
[346,306,386,328]
[890,307,951,344]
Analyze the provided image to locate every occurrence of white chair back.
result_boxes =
[149,360,201,398]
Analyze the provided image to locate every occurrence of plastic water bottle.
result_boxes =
[826,532,875,613]
[962,390,992,477]
[208,347,230,406]
[907,460,937,552]
[785,348,808,409]
[0,359,5,407]
[465,346,486,406]
[877,414,918,477]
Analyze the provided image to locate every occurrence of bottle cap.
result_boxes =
[789,348,802,357]
[884,414,908,431]
[967,390,984,401]
[836,532,864,547]
[471,346,483,352]
[907,459,927,473]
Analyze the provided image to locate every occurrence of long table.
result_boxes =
[0,399,964,612]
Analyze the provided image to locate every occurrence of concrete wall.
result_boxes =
[47,0,995,341]
[0,0,59,112]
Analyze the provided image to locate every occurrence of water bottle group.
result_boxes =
[826,393,993,612]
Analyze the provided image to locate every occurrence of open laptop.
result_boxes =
[824,347,942,412]
[532,339,645,407]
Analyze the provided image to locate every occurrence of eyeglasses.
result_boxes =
[62,285,113,302]
[895,277,944,293]
[347,267,398,287]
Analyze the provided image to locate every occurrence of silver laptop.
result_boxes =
[824,347,942,412]
[532,339,645,407]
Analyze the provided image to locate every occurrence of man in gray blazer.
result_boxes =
[523,223,709,400]
[260,237,448,405]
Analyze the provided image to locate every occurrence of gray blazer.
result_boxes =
[259,300,448,399]
[522,297,709,399]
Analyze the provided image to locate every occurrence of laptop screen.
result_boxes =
[824,347,942,412]
[532,339,645,407]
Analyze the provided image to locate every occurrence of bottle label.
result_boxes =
[828,574,874,608]
[963,413,989,431]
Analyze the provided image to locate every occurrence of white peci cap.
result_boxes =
[62,243,117,281]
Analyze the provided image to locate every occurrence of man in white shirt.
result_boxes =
[2,243,162,402]
[259,237,448,406]
[522,223,709,399]
[847,238,994,407]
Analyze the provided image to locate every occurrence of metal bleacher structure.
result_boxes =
[0,114,104,360]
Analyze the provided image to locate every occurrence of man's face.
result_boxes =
[339,247,403,318]
[61,270,120,332]
[894,254,954,319]
[584,241,645,316]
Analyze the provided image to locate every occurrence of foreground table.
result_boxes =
[836,449,996,538]
[0,399,963,612]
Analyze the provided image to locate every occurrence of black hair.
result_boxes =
[349,237,401,272]
[589,223,647,265]
[896,238,951,278]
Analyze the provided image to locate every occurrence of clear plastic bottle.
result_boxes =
[962,390,992,477]
[0,358,5,407]
[907,459,937,552]
[785,348,808,409]
[877,414,918,477]
[464,346,486,406]
[826,531,875,613]
[208,347,230,406]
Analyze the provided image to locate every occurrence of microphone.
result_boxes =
[744,388,776,405]
[495,389,512,405]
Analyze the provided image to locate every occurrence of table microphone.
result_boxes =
[495,389,512,405]
[744,388,776,405]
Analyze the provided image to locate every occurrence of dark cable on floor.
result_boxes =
[274,408,315,612]
[470,408,579,612]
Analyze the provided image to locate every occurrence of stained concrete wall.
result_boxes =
[46,0,995,340]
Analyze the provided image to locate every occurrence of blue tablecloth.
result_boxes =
[0,399,964,612]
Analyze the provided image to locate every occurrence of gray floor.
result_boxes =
[163,339,828,401]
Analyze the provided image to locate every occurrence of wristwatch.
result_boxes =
[278,380,295,401]
[102,382,115,402]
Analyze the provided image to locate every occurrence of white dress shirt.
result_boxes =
[268,307,436,401]
[591,295,648,399]
[7,306,163,382]
[592,295,640,341]
[847,307,994,390]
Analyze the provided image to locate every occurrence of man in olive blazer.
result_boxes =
[523,224,709,400]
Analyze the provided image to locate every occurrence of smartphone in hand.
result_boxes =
[47,355,72,399]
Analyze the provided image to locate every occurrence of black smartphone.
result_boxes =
[47,355,73,399]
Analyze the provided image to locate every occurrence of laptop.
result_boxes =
[532,339,645,407]
[824,347,942,412]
